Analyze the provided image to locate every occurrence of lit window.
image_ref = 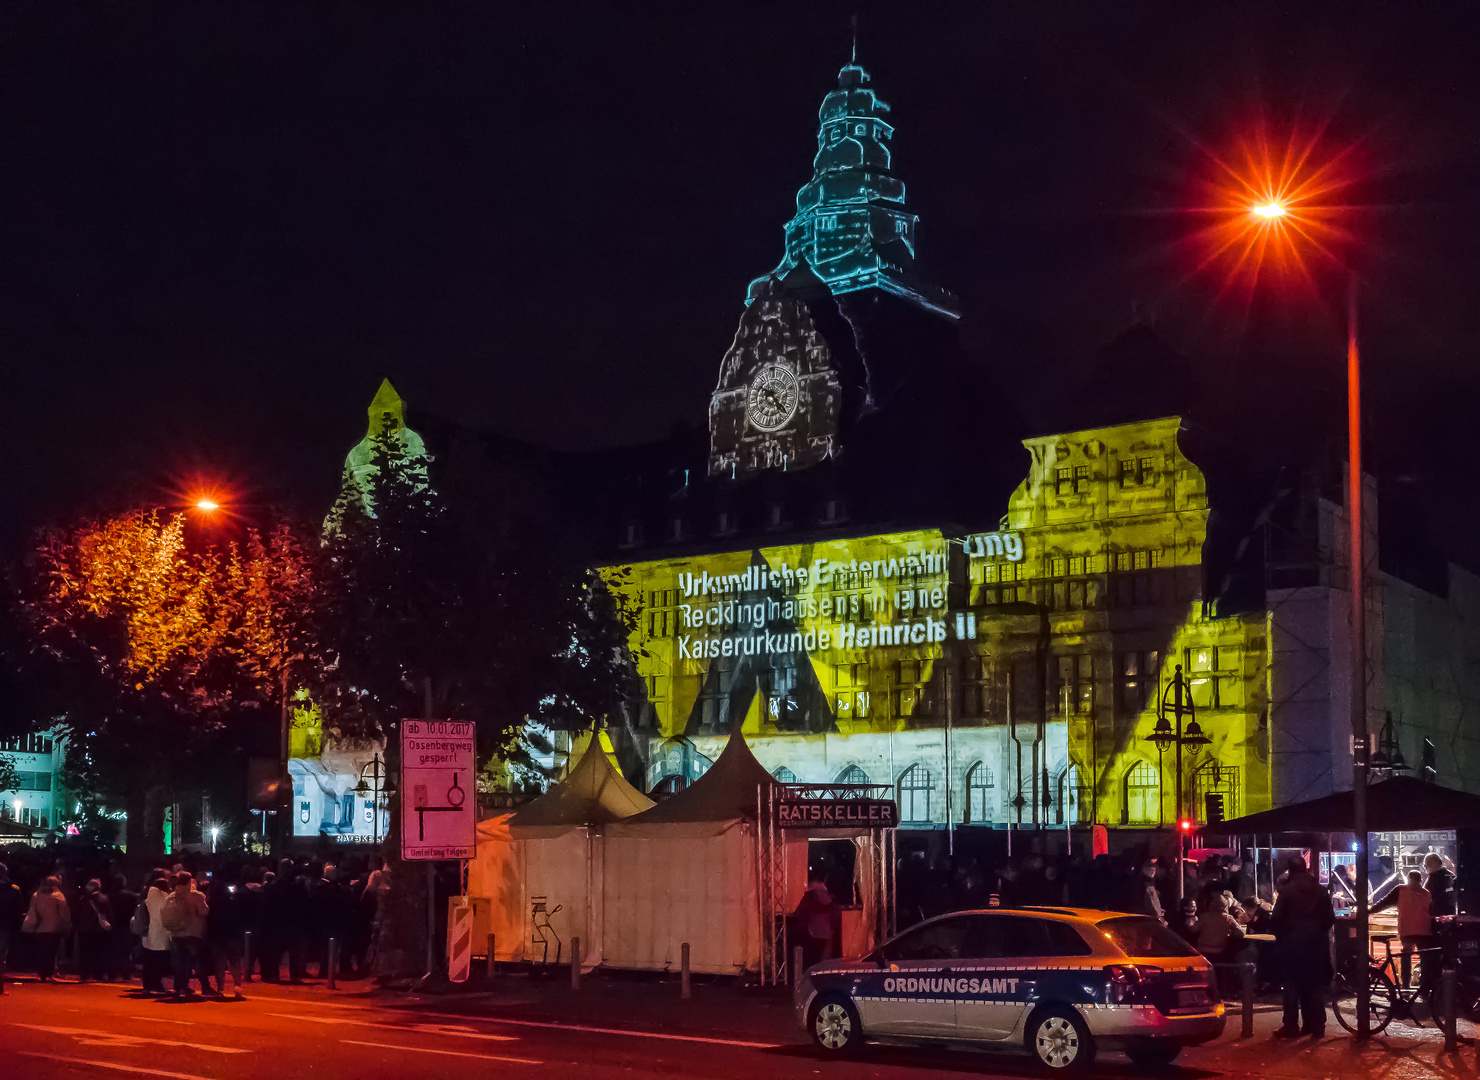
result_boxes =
[1124,761,1160,825]
[897,764,935,823]
[772,766,797,785]
[965,762,994,824]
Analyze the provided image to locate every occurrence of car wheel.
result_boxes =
[809,992,863,1055]
[1125,1037,1182,1068]
[1026,1006,1096,1072]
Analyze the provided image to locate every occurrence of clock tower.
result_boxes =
[709,55,957,478]
[708,273,848,476]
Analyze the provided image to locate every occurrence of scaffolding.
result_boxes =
[755,781,897,986]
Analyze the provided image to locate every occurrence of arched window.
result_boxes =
[1056,765,1093,826]
[965,762,994,824]
[897,764,936,824]
[772,766,798,785]
[835,764,870,786]
[1123,761,1161,826]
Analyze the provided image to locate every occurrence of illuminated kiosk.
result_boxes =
[468,737,652,967]
[602,726,895,980]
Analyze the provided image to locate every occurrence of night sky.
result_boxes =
[5,4,1479,560]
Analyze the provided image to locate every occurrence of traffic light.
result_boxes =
[1204,793,1225,826]
[1178,818,1193,833]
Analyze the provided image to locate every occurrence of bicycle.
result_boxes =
[1331,934,1440,1037]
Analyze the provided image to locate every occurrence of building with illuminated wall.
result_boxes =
[582,56,1480,836]
[332,55,1480,839]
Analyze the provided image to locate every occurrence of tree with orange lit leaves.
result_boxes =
[5,509,322,854]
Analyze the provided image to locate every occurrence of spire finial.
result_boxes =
[850,13,858,64]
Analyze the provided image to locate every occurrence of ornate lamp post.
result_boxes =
[1146,663,1211,901]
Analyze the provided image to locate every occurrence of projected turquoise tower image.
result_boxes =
[747,58,960,319]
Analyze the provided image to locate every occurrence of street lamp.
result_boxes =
[1146,664,1211,901]
[210,825,220,853]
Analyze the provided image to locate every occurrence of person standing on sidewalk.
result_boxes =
[0,862,26,994]
[1424,854,1456,917]
[1374,870,1432,988]
[1271,855,1334,1037]
[21,876,72,982]
[161,871,210,999]
[138,870,173,994]
[72,879,115,983]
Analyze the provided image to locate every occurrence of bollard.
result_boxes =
[1240,963,1255,1038]
[243,931,254,983]
[1443,968,1457,1052]
[792,945,804,989]
[571,936,581,990]
[681,942,691,1000]
[486,933,496,980]
[327,938,338,991]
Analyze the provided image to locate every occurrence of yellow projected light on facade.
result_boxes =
[604,417,1269,830]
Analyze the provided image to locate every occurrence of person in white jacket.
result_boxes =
[140,872,173,994]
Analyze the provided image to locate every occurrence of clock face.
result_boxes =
[746,364,800,432]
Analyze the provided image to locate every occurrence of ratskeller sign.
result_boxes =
[777,798,899,828]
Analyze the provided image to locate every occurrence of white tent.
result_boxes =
[467,738,652,966]
[600,728,808,975]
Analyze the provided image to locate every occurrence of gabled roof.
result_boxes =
[624,727,779,825]
[507,736,653,828]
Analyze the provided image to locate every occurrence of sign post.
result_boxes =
[400,720,476,861]
[401,719,476,981]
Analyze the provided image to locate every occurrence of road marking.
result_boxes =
[267,1012,519,1041]
[341,1038,541,1065]
[9,1023,250,1055]
[16,1051,218,1080]
[129,1016,197,1026]
[293,1001,780,1049]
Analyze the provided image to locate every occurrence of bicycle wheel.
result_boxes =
[1331,967,1396,1036]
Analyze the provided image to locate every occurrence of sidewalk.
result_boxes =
[258,970,1477,1078]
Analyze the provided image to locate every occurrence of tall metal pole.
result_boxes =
[424,676,437,978]
[1174,670,1185,903]
[1347,274,1371,1037]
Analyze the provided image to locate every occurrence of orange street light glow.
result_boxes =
[1180,118,1364,305]
[194,499,220,512]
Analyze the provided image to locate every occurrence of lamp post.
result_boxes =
[1146,664,1211,901]
[355,752,390,848]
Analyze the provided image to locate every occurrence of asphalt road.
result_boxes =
[0,978,1176,1080]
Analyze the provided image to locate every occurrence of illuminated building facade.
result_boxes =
[328,56,1480,837]
[587,56,1480,833]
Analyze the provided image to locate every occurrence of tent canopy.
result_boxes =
[506,737,653,828]
[1216,775,1480,835]
[624,727,778,825]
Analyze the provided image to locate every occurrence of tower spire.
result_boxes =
[745,52,959,318]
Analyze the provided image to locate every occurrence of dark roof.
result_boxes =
[1215,775,1480,834]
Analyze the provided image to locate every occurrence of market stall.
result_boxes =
[467,737,652,966]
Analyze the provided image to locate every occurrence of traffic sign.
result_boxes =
[400,720,476,860]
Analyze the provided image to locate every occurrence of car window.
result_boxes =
[1097,916,1199,958]
[978,916,1093,958]
[881,916,975,962]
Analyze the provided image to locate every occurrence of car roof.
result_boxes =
[904,906,1141,928]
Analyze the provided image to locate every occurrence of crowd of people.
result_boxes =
[0,853,391,997]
